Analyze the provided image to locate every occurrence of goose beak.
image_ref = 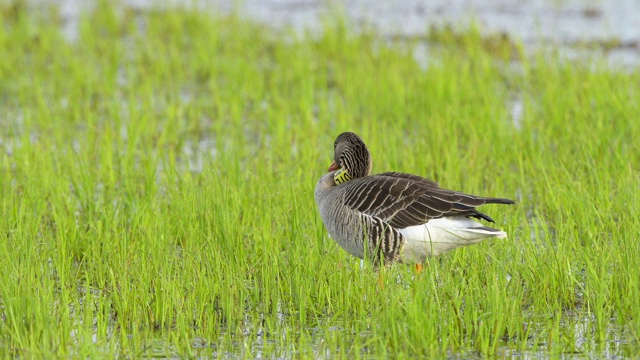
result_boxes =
[328,161,340,172]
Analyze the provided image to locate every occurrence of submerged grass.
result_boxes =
[1,1,639,358]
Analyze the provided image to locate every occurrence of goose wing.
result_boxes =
[341,173,514,229]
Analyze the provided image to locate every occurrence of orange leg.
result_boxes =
[415,263,423,274]
[376,271,385,290]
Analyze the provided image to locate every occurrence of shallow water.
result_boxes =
[161,310,635,358]
[35,0,640,67]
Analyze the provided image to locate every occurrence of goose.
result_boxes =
[314,132,515,265]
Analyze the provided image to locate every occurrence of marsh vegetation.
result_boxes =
[0,2,639,357]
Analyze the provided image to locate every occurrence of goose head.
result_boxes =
[328,132,372,185]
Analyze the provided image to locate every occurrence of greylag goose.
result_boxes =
[314,132,515,265]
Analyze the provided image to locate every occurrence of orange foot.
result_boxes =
[415,263,423,274]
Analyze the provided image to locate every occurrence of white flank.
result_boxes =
[398,217,507,263]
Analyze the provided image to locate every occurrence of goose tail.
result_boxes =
[398,217,508,263]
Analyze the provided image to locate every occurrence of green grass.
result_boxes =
[1,1,639,358]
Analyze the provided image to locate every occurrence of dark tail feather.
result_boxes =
[483,197,516,205]
[470,211,496,223]
[466,198,515,222]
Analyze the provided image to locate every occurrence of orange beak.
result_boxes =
[328,160,340,172]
